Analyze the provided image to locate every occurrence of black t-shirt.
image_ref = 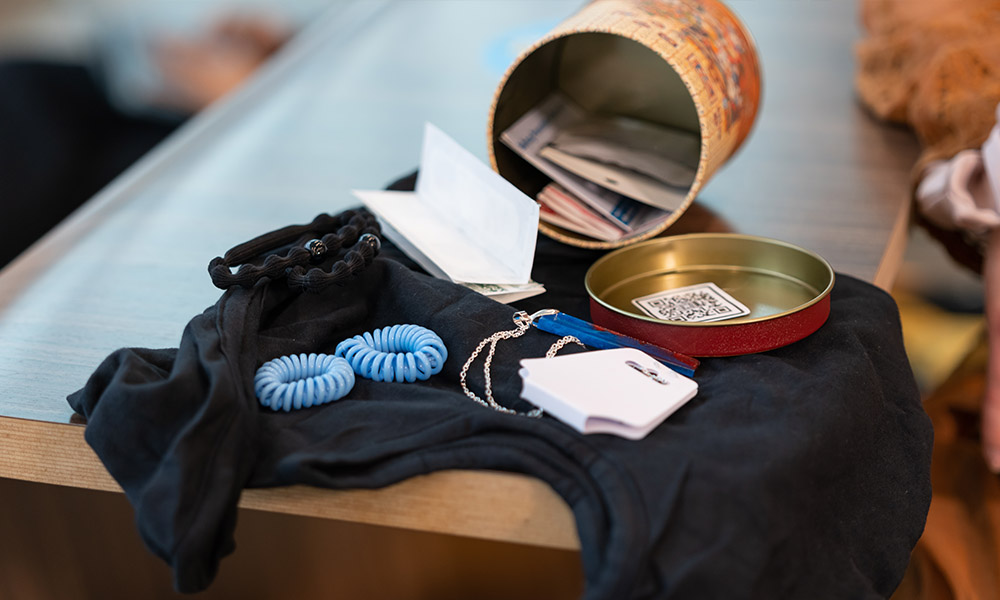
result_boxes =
[69,228,932,599]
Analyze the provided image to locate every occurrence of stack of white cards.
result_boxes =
[519,348,698,440]
[500,92,700,242]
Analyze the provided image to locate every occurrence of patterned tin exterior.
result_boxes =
[487,0,762,248]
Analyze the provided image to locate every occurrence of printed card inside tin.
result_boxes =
[631,282,750,323]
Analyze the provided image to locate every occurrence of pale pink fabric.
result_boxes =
[916,104,1000,248]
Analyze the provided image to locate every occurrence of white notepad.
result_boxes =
[354,123,539,285]
[519,348,698,440]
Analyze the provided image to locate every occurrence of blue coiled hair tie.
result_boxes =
[254,353,355,412]
[335,324,447,382]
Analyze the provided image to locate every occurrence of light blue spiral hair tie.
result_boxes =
[254,353,355,412]
[335,324,447,382]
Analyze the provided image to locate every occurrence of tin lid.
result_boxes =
[585,233,835,356]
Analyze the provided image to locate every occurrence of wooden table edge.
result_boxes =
[0,415,580,551]
[873,194,912,292]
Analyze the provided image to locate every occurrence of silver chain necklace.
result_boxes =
[459,311,583,417]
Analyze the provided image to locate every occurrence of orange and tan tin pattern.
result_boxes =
[487,0,762,249]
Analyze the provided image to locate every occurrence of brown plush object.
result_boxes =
[856,0,1000,171]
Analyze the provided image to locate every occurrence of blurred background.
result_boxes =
[0,0,986,391]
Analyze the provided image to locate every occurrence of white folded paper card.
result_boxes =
[519,348,698,440]
[353,123,540,285]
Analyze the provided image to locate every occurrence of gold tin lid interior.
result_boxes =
[586,234,835,326]
[489,32,702,249]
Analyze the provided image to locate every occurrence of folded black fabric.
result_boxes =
[68,224,932,599]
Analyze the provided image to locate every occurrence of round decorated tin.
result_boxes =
[585,234,835,357]
[487,0,762,249]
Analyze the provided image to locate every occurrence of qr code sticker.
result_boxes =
[631,282,751,323]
